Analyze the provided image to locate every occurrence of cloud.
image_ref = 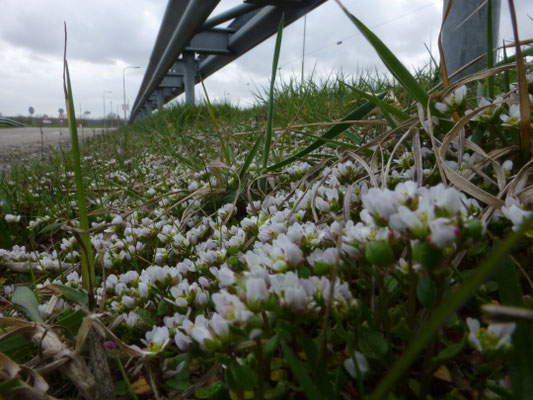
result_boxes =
[0,0,531,118]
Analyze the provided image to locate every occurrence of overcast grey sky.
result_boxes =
[0,0,532,119]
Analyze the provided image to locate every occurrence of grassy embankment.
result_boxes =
[1,3,533,399]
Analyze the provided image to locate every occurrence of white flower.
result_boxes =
[144,326,170,353]
[246,277,269,304]
[389,206,425,236]
[210,313,229,338]
[467,317,516,353]
[501,160,513,173]
[344,352,369,379]
[435,86,467,113]
[362,188,398,221]
[174,330,192,351]
[190,315,214,350]
[216,266,236,287]
[429,218,457,248]
[121,295,135,309]
[307,247,337,266]
[124,311,139,327]
[500,104,521,127]
[5,214,21,223]
[501,197,532,231]
[315,197,331,212]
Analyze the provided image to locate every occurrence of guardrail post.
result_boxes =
[183,52,196,106]
[442,0,501,80]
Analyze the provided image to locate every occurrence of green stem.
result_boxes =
[256,338,264,400]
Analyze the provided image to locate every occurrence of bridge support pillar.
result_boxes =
[183,52,196,106]
[157,89,165,110]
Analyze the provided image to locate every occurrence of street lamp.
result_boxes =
[123,66,140,124]
[102,90,112,129]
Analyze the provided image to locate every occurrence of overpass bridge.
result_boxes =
[130,0,326,122]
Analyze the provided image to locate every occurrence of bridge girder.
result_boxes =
[130,0,327,122]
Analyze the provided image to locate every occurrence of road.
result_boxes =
[0,126,112,171]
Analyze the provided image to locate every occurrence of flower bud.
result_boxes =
[313,261,331,276]
[412,241,442,270]
[365,240,394,267]
[464,219,484,241]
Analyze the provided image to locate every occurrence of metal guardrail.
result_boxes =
[130,0,327,122]
[0,117,25,127]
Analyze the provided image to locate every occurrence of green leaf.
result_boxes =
[157,299,170,316]
[336,4,429,108]
[431,333,467,368]
[267,96,382,171]
[208,382,229,400]
[369,216,533,400]
[0,378,21,392]
[37,222,63,235]
[264,334,280,357]
[281,343,326,400]
[56,284,88,305]
[263,14,284,171]
[0,219,13,249]
[417,274,436,308]
[229,360,258,391]
[358,327,388,359]
[137,309,156,326]
[12,286,44,323]
[57,309,86,337]
[0,334,34,363]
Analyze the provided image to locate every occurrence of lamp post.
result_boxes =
[123,66,140,124]
[102,90,111,129]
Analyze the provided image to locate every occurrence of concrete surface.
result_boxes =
[0,126,112,171]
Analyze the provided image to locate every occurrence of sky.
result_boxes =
[0,0,532,119]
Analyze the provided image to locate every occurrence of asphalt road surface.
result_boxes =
[0,126,111,171]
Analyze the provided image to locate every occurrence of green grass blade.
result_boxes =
[281,343,326,400]
[239,131,263,180]
[335,1,429,108]
[342,82,404,127]
[368,216,533,400]
[262,14,284,171]
[267,95,382,171]
[63,29,95,297]
[199,74,231,166]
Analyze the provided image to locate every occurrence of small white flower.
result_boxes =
[246,277,269,304]
[344,352,369,379]
[467,317,516,353]
[5,214,21,223]
[429,218,457,248]
[500,104,521,127]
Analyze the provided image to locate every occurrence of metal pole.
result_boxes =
[301,14,306,86]
[122,66,140,124]
[102,90,111,129]
[442,0,501,80]
[184,52,196,106]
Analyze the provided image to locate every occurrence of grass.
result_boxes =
[1,5,533,400]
